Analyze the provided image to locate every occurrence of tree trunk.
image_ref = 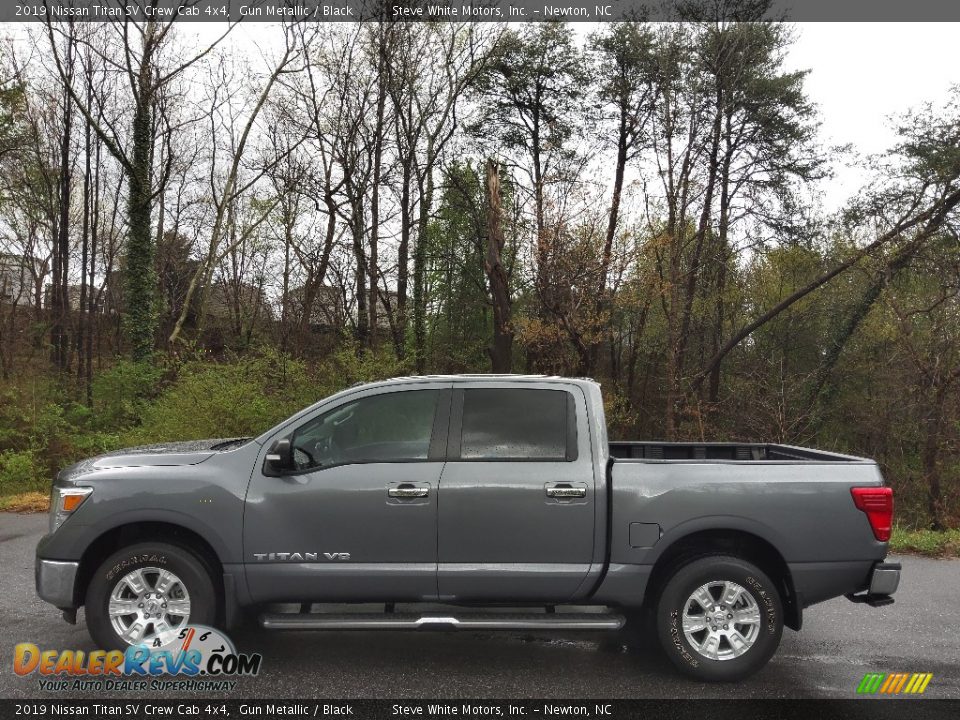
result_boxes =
[395,157,412,360]
[922,381,948,530]
[485,159,513,373]
[76,83,91,389]
[297,190,337,340]
[51,33,74,372]
[86,136,100,405]
[124,56,158,361]
[412,142,435,373]
[352,194,368,347]
[280,208,291,355]
[368,31,388,346]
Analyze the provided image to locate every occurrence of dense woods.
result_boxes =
[0,10,958,530]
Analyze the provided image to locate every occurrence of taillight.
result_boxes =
[851,487,894,542]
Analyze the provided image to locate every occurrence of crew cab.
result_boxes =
[36,375,900,681]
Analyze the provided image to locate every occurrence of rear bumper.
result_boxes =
[868,561,901,596]
[35,557,79,609]
[847,561,901,607]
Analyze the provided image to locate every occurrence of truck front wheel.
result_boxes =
[85,542,217,650]
[655,555,783,682]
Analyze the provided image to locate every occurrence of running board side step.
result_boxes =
[260,612,625,631]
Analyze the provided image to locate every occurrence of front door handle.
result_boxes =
[546,485,586,499]
[388,484,430,499]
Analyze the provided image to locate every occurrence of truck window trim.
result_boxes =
[446,387,579,463]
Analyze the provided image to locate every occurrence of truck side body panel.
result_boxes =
[36,374,895,622]
[593,459,888,607]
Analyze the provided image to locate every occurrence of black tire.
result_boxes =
[655,555,783,682]
[85,542,217,651]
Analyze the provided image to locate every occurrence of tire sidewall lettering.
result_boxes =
[745,575,778,634]
[668,609,700,667]
[104,553,168,582]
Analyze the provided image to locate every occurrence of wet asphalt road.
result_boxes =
[2,512,958,700]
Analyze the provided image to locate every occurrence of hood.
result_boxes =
[59,438,252,479]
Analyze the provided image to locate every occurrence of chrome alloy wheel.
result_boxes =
[681,580,761,661]
[108,567,191,646]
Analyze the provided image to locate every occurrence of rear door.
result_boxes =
[437,381,595,601]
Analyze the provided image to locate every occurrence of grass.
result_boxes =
[889,527,960,558]
[0,490,50,513]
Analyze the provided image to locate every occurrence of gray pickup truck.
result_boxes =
[36,375,900,681]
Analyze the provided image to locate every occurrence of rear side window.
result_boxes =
[458,388,577,461]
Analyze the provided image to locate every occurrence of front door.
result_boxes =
[243,383,451,603]
[437,382,596,601]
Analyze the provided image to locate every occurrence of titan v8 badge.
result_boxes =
[252,552,351,561]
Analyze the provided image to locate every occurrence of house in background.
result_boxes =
[0,253,41,307]
[374,290,398,330]
[205,281,273,323]
[285,285,398,332]
[286,283,347,330]
[43,283,106,313]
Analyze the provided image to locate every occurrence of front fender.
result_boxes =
[38,505,238,565]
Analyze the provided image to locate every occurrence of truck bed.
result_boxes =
[609,441,869,462]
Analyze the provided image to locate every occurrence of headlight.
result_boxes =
[49,487,93,534]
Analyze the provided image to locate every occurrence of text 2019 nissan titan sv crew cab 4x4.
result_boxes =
[36,375,900,681]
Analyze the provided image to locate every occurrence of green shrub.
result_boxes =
[90,359,165,430]
[317,343,409,389]
[0,449,47,495]
[0,347,413,489]
[125,352,318,443]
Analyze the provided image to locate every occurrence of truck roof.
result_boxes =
[352,374,598,388]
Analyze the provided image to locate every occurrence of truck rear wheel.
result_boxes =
[655,555,783,682]
[85,542,216,650]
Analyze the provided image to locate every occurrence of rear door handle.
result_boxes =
[546,485,586,499]
[389,484,430,499]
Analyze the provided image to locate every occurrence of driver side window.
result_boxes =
[290,389,440,471]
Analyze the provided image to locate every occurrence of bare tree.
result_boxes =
[167,23,301,348]
[45,5,238,359]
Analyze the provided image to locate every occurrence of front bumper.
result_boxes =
[847,561,901,607]
[35,557,79,609]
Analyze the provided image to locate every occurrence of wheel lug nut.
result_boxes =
[138,603,143,608]
[728,614,732,619]
[723,624,728,630]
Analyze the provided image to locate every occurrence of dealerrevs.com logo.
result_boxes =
[857,672,934,695]
[14,625,262,692]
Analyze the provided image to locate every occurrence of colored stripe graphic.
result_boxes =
[857,673,885,694]
[857,672,933,695]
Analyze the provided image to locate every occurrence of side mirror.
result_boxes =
[265,438,293,474]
